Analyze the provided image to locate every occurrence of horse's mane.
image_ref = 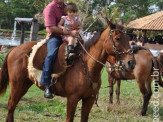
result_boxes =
[83,30,104,51]
[82,23,124,52]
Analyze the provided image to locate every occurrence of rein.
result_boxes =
[79,53,103,107]
[77,39,107,67]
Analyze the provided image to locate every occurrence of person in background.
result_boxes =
[58,2,82,59]
[41,0,80,99]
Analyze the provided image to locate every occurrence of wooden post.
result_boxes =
[20,22,25,44]
[15,18,33,44]
[30,20,39,41]
[142,30,146,46]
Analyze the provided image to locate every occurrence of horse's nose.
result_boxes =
[128,59,135,69]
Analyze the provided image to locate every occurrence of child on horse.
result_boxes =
[58,2,82,59]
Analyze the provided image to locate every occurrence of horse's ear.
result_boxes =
[107,20,116,30]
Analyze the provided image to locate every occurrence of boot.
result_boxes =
[67,45,75,59]
[44,85,53,99]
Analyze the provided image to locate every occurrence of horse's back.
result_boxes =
[9,41,37,59]
[135,49,152,66]
[7,42,37,77]
[134,49,153,79]
[32,42,67,73]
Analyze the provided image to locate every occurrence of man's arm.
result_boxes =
[45,26,64,40]
[58,18,69,34]
[49,26,64,35]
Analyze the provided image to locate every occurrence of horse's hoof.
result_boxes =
[141,111,146,116]
[116,101,120,105]
[109,101,113,104]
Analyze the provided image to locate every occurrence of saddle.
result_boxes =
[28,39,82,84]
[33,42,67,74]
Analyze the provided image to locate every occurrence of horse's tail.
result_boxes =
[152,56,163,87]
[0,52,9,95]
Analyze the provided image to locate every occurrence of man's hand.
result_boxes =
[67,21,81,30]
[63,27,69,35]
[46,33,52,40]
[69,30,79,37]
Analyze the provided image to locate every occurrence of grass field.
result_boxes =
[0,68,163,122]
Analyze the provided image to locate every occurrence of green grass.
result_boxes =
[0,54,6,66]
[0,68,163,122]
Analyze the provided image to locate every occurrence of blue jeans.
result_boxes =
[40,36,62,86]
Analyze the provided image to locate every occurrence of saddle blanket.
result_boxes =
[149,49,163,57]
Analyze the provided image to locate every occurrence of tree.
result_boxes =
[0,0,38,29]
[149,0,163,11]
[0,0,162,31]
[0,0,8,28]
[103,0,162,25]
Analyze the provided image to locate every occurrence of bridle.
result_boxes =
[78,28,134,68]
[109,29,133,56]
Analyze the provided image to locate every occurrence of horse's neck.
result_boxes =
[86,29,109,76]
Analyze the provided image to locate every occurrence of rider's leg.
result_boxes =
[41,36,62,98]
[67,36,75,59]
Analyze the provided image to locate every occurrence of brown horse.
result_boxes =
[106,47,163,116]
[157,51,163,75]
[0,21,134,122]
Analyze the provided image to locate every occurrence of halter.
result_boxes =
[78,29,133,68]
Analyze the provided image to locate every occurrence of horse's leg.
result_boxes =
[116,80,121,104]
[81,96,96,122]
[136,79,149,116]
[109,76,114,104]
[6,79,33,122]
[143,76,153,114]
[66,95,79,122]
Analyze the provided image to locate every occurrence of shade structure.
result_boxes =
[127,11,163,31]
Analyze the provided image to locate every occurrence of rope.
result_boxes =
[77,39,109,68]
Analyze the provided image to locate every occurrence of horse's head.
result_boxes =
[103,21,135,71]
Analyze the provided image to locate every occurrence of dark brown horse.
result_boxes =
[106,48,163,116]
[157,51,163,76]
[0,21,134,122]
